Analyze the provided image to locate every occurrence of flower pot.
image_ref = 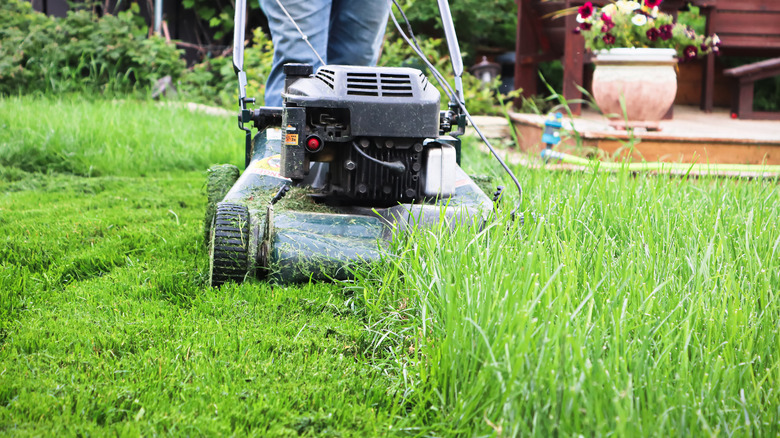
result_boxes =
[592,48,678,131]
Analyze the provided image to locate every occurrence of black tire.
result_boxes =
[209,202,250,287]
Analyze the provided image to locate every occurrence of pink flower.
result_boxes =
[578,2,594,19]
[659,24,673,40]
[573,26,581,34]
[603,33,616,45]
[644,0,662,7]
[602,12,614,29]
[646,27,660,41]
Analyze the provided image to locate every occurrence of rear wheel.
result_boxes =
[209,202,250,287]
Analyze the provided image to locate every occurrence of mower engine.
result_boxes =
[277,63,457,206]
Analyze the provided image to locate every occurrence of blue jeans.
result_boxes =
[259,0,390,106]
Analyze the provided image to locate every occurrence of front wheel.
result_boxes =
[208,202,250,287]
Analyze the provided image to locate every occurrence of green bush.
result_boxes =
[0,0,184,95]
[380,34,507,115]
[0,0,510,114]
[395,0,516,62]
[178,28,274,108]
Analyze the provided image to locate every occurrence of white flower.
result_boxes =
[576,14,585,23]
[651,6,659,17]
[617,0,641,12]
[631,14,647,26]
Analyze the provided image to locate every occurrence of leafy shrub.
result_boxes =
[380,34,506,115]
[0,0,511,114]
[394,0,517,62]
[178,28,274,108]
[0,0,184,95]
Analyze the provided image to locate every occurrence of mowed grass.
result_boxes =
[1,95,779,436]
[0,97,398,436]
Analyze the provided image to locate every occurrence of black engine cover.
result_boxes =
[278,64,442,205]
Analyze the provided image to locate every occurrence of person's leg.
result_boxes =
[327,0,390,66]
[258,0,332,106]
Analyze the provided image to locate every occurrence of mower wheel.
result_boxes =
[209,202,250,287]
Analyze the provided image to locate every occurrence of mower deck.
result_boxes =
[207,128,494,285]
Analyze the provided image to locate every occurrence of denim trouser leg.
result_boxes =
[327,0,390,66]
[259,0,390,106]
[259,0,330,107]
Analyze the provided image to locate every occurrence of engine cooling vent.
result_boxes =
[315,69,336,89]
[346,72,414,97]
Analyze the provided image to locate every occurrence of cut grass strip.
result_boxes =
[0,171,398,436]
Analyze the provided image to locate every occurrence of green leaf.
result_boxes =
[198,6,215,19]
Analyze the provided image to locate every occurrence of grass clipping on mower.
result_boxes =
[204,164,240,241]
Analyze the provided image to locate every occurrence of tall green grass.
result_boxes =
[0,96,242,176]
[357,163,780,435]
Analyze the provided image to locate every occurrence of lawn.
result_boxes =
[1,96,778,436]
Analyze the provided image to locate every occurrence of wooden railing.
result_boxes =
[699,0,780,112]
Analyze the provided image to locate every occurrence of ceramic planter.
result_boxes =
[592,48,678,130]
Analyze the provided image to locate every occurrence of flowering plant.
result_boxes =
[574,0,720,60]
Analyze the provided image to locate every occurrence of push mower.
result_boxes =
[205,0,522,285]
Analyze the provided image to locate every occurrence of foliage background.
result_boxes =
[1,0,777,112]
[0,0,184,95]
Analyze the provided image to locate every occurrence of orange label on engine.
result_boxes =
[285,133,299,145]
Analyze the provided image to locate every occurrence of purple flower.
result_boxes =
[646,27,660,41]
[573,26,581,34]
[659,24,673,41]
[603,33,616,45]
[581,22,592,31]
[578,1,594,19]
[683,45,698,60]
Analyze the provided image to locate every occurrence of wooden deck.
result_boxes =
[509,105,780,165]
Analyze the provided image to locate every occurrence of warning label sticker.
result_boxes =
[285,133,299,145]
[248,154,291,181]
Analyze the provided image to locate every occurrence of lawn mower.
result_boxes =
[205,0,522,286]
